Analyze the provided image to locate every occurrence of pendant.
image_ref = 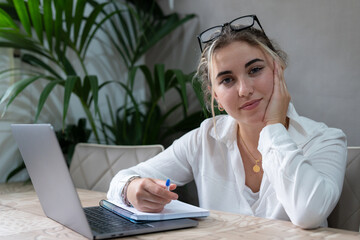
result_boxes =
[253,164,261,173]
[253,159,261,173]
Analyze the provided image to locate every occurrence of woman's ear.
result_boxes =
[208,85,219,101]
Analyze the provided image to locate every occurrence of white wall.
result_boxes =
[149,0,360,146]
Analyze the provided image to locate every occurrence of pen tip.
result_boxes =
[166,179,170,186]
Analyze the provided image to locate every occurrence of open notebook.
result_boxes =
[101,199,209,222]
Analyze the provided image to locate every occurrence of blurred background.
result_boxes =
[0,0,359,183]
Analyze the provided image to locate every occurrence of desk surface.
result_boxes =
[1,182,359,240]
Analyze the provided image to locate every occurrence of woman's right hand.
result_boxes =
[126,178,178,212]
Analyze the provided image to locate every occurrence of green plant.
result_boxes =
[1,0,199,181]
[95,0,200,145]
[102,0,195,69]
[103,64,205,145]
[0,0,196,142]
[0,0,117,143]
[56,118,91,166]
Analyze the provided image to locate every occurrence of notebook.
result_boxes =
[101,199,209,221]
[11,124,198,239]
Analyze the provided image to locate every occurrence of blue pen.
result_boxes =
[165,179,171,191]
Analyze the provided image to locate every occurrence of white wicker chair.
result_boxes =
[69,143,164,192]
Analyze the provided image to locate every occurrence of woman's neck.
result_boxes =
[237,122,265,148]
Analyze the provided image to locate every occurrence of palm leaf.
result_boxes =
[62,76,79,127]
[87,75,99,114]
[0,8,18,29]
[172,69,188,114]
[43,0,53,51]
[0,75,43,116]
[28,0,43,43]
[113,2,134,53]
[6,161,26,182]
[64,0,73,36]
[80,10,119,59]
[73,0,86,45]
[21,53,62,79]
[127,65,139,90]
[35,79,63,122]
[0,31,51,59]
[13,0,31,35]
[79,2,108,53]
[136,14,196,59]
[154,64,165,101]
[53,0,64,59]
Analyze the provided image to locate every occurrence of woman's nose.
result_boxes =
[238,78,254,97]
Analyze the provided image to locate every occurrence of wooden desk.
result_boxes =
[1,182,359,240]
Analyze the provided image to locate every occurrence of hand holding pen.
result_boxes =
[127,178,178,213]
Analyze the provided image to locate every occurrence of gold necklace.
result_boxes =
[239,133,262,173]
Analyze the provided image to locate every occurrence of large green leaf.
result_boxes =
[80,10,119,59]
[73,0,86,45]
[80,99,100,143]
[172,69,188,114]
[0,8,18,29]
[62,75,79,127]
[28,0,43,43]
[43,0,53,51]
[0,31,51,59]
[21,54,62,79]
[127,65,139,90]
[53,0,64,60]
[113,2,134,53]
[155,64,165,101]
[13,0,31,35]
[79,2,108,53]
[0,75,43,116]
[136,14,196,60]
[87,75,99,114]
[6,161,26,182]
[35,79,63,122]
[64,0,73,37]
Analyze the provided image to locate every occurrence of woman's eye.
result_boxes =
[249,66,264,75]
[220,77,233,85]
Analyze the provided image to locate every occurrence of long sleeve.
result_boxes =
[107,128,199,204]
[258,123,347,229]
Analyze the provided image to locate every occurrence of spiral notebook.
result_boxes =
[101,199,209,222]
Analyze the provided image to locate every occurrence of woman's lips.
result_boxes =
[240,98,262,110]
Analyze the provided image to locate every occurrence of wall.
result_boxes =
[148,0,360,146]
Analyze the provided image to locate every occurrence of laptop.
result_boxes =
[11,124,198,239]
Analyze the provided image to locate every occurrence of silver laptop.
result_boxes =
[11,124,198,239]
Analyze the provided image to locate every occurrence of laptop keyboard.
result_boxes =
[84,207,152,234]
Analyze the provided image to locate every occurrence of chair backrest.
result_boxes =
[69,143,164,192]
[327,147,360,231]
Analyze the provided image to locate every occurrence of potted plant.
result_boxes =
[0,0,202,181]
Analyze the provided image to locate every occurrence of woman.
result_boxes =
[107,15,347,229]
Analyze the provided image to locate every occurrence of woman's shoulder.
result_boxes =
[289,105,346,144]
[199,115,235,134]
[179,114,235,144]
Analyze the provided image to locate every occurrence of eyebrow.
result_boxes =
[245,58,264,68]
[216,70,232,79]
[215,58,265,79]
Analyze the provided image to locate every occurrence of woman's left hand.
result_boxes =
[263,60,291,126]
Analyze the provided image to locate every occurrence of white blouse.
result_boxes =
[107,103,347,229]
